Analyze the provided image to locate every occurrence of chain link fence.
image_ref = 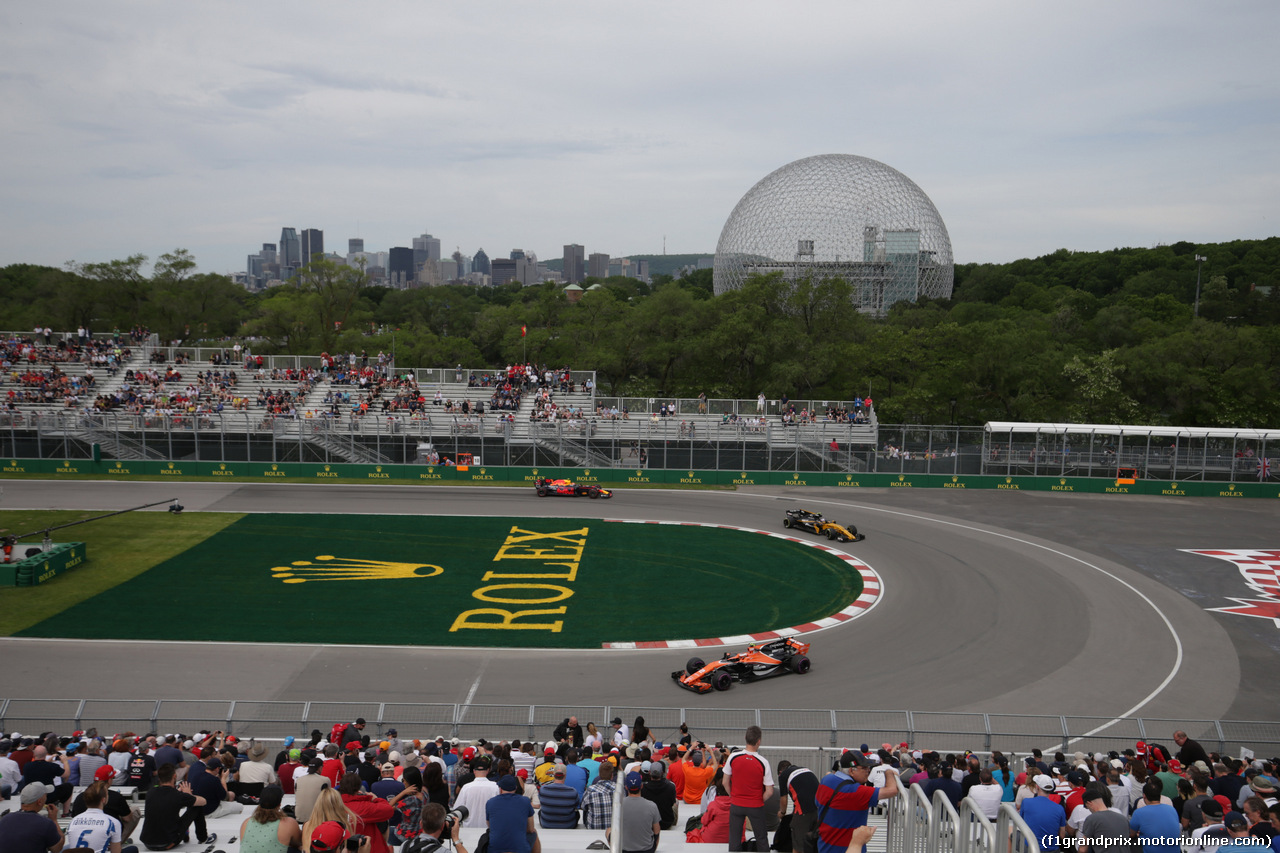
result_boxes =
[4,699,1278,760]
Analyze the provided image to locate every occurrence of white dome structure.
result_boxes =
[713,154,953,315]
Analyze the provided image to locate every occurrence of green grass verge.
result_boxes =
[14,515,863,648]
[0,510,243,634]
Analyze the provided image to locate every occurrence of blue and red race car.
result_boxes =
[534,477,613,499]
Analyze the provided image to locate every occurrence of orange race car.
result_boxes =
[671,637,811,693]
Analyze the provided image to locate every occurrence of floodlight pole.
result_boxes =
[1193,254,1207,317]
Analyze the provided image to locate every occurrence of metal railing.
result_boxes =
[2,700,1277,760]
[886,788,1009,853]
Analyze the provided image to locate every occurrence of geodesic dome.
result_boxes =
[713,154,953,315]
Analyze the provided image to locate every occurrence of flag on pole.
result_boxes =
[521,324,527,338]
[1260,458,1272,481]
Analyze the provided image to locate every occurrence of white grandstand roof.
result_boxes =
[984,422,1280,441]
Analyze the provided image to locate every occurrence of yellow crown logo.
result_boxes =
[584,469,590,476]
[898,475,905,481]
[375,466,382,472]
[481,467,486,474]
[1170,483,1176,489]
[168,462,175,469]
[688,471,694,477]
[116,462,123,468]
[637,470,643,477]
[272,556,444,584]
[324,465,331,471]
[1005,477,1012,483]
[220,463,227,470]
[952,476,958,482]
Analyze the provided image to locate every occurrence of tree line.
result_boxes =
[1,238,1278,427]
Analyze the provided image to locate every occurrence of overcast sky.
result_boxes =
[3,1,1277,277]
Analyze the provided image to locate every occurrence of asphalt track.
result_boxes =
[1,481,1276,723]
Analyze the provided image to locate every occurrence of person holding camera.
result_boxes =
[402,803,466,853]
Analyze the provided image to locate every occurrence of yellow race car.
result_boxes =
[782,508,864,542]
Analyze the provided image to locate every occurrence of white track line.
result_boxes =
[735,493,1185,738]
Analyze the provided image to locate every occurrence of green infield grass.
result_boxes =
[0,510,243,634]
[11,514,864,648]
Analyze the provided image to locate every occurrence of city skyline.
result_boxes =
[2,2,1277,278]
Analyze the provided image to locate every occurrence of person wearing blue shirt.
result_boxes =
[1019,776,1066,851]
[1130,780,1182,853]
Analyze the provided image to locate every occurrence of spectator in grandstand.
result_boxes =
[66,778,138,853]
[723,726,773,852]
[487,774,537,853]
[78,740,108,787]
[554,717,584,749]
[584,723,604,753]
[1183,772,1215,828]
[1192,800,1230,846]
[402,802,465,853]
[140,762,211,849]
[237,740,279,790]
[539,764,581,828]
[338,772,395,853]
[643,761,679,831]
[391,766,428,845]
[295,758,332,823]
[1174,731,1212,770]
[968,770,1004,820]
[0,738,21,798]
[920,762,962,809]
[699,771,738,845]
[583,762,617,831]
[0,781,65,853]
[777,759,818,853]
[1241,797,1272,842]
[1075,783,1129,852]
[454,756,498,827]
[70,767,141,841]
[237,784,300,853]
[1213,761,1248,806]
[815,751,899,853]
[302,788,362,853]
[18,746,72,811]
[563,749,589,797]
[608,771,661,853]
[1018,776,1066,850]
[612,717,631,746]
[681,748,718,811]
[1129,780,1181,853]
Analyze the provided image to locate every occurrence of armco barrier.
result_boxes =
[4,460,1280,497]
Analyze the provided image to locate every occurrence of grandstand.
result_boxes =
[4,705,1277,853]
[1,331,1275,482]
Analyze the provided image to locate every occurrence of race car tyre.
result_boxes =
[686,657,705,675]
[783,517,792,528]
[825,528,835,540]
[847,524,858,538]
[788,654,811,674]
[588,487,600,499]
[712,671,732,691]
[536,487,548,497]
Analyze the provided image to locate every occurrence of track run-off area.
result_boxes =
[0,480,1276,723]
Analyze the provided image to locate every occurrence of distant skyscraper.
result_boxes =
[301,228,324,263]
[588,252,610,279]
[388,247,414,288]
[491,258,517,286]
[563,244,584,283]
[473,248,491,275]
[349,238,364,254]
[280,228,301,270]
[261,243,277,264]
[412,232,442,271]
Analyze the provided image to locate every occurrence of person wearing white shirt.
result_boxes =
[968,771,1005,820]
[611,718,630,747]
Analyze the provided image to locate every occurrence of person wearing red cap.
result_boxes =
[68,766,141,842]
